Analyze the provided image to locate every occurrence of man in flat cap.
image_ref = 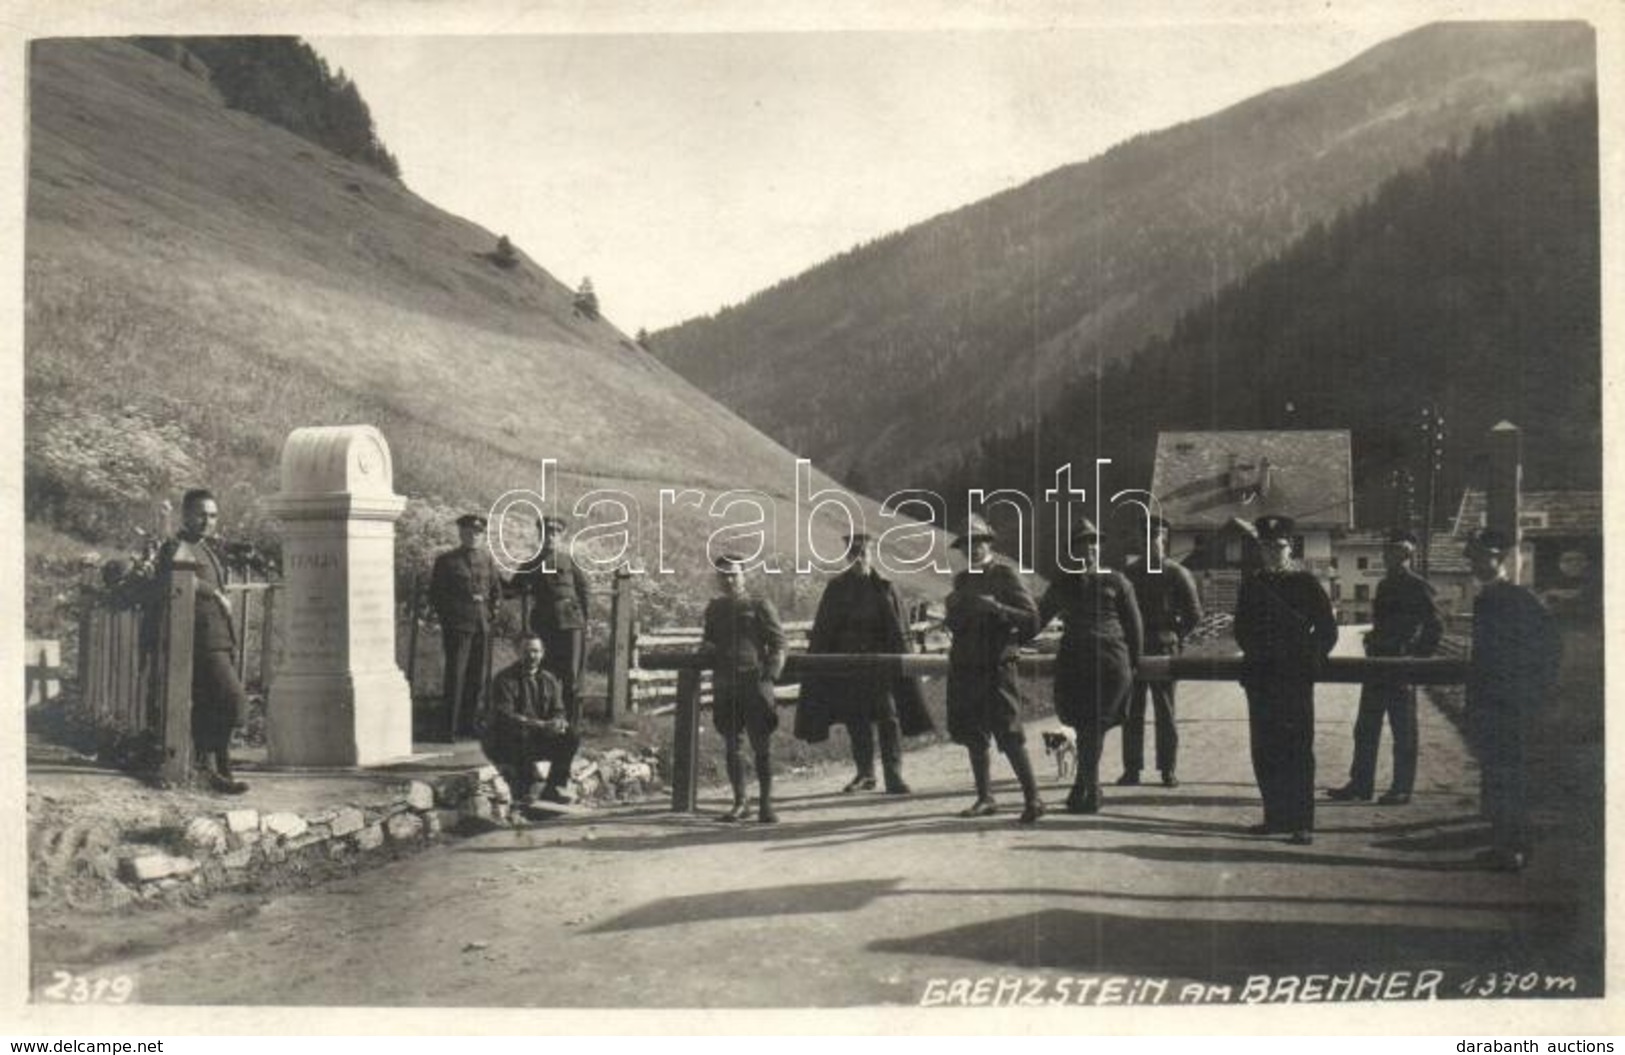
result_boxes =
[1328,528,1442,806]
[702,555,788,822]
[1232,515,1338,845]
[515,515,592,729]
[944,515,1047,824]
[1120,513,1202,788]
[1464,528,1560,871]
[801,532,931,794]
[429,512,502,741]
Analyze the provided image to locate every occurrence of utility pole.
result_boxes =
[1419,404,1446,573]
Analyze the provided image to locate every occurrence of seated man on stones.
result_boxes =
[482,634,578,804]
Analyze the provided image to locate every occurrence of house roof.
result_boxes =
[1451,490,1602,538]
[1149,430,1354,531]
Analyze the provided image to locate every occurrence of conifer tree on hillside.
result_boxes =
[573,277,600,321]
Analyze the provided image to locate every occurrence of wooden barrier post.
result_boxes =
[605,569,634,721]
[156,551,199,786]
[670,667,701,812]
[1488,421,1524,584]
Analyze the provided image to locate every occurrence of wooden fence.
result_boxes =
[75,555,279,783]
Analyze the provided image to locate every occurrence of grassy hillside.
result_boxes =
[651,21,1596,494]
[24,39,948,640]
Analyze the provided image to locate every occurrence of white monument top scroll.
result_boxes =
[265,425,412,767]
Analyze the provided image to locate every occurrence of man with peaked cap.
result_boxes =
[701,554,788,822]
[155,487,249,794]
[429,512,503,742]
[1232,514,1338,845]
[801,532,932,794]
[515,514,592,728]
[1328,528,1442,806]
[944,515,1047,824]
[1038,518,1143,813]
[1120,513,1203,788]
[1463,528,1560,871]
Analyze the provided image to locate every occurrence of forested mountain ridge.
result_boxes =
[930,92,1599,567]
[651,21,1596,495]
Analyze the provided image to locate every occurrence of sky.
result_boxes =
[307,16,1426,333]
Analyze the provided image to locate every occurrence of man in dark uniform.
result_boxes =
[944,516,1046,824]
[1328,528,1442,806]
[702,555,788,823]
[1464,528,1560,872]
[483,634,577,804]
[1119,514,1203,788]
[429,513,502,742]
[1232,515,1338,845]
[802,532,930,795]
[517,515,591,728]
[156,488,249,794]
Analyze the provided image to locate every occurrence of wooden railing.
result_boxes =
[638,648,1470,812]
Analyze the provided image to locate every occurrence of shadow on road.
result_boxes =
[587,877,903,933]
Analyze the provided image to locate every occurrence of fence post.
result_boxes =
[259,585,278,692]
[605,569,634,721]
[405,572,421,700]
[157,551,198,786]
[1488,421,1524,585]
[670,667,701,812]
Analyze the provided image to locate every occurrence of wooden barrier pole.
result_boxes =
[606,569,634,721]
[157,555,198,786]
[670,667,701,812]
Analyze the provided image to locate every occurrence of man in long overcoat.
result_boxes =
[156,487,249,794]
[1232,514,1338,845]
[429,512,502,741]
[944,516,1046,824]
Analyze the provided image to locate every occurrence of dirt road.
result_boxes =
[37,675,1600,1009]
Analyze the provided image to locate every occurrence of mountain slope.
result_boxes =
[651,21,1596,493]
[938,92,1599,565]
[24,39,931,621]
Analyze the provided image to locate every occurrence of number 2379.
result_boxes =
[38,971,135,1004]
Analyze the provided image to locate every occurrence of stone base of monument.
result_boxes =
[267,669,414,767]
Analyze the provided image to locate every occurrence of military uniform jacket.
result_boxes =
[1469,580,1560,708]
[703,594,787,683]
[488,661,567,733]
[517,546,591,632]
[1122,556,1203,650]
[1367,568,1444,657]
[429,545,502,632]
[1038,569,1143,729]
[1233,569,1338,680]
[945,562,1041,670]
[157,534,235,652]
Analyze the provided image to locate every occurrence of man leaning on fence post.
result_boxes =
[156,487,249,794]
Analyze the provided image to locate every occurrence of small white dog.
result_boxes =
[1041,729,1077,782]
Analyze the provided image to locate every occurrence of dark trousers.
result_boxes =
[192,648,247,754]
[486,728,579,798]
[1347,680,1418,795]
[540,627,585,723]
[849,715,903,781]
[1123,671,1179,774]
[1245,679,1316,832]
[441,626,487,740]
[1471,700,1531,855]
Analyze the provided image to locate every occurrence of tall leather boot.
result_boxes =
[1004,741,1046,824]
[959,745,996,816]
[757,758,778,823]
[720,750,748,822]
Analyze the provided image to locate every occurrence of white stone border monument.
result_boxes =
[264,425,413,766]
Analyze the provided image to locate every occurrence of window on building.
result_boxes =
[1331,582,1342,601]
[1355,584,1370,601]
[1330,557,1339,571]
[1356,557,1369,571]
